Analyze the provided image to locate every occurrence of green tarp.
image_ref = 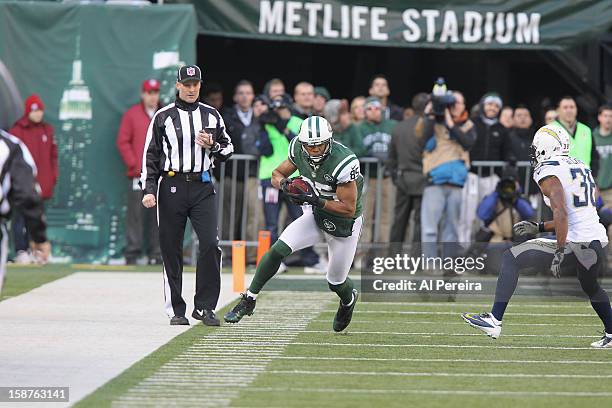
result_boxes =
[169,0,612,50]
[0,2,197,262]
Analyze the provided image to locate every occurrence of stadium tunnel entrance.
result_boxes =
[197,33,611,126]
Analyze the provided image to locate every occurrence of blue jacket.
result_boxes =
[477,191,534,225]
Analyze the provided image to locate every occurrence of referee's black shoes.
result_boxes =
[170,316,189,326]
[192,309,221,326]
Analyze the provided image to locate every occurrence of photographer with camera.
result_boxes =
[257,94,322,272]
[466,165,534,261]
[417,80,476,259]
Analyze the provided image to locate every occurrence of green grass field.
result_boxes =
[5,266,612,407]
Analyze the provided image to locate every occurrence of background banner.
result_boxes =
[0,2,197,262]
[169,0,612,50]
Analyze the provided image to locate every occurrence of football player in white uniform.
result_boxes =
[462,124,611,348]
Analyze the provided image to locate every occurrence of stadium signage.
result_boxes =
[187,0,612,50]
[259,1,541,45]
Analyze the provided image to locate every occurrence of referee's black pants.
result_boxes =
[157,175,221,318]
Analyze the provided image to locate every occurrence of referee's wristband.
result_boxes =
[538,221,546,233]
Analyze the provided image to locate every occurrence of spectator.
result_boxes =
[219,80,258,242]
[403,107,415,120]
[458,92,511,243]
[203,82,223,111]
[115,79,161,265]
[387,92,429,252]
[499,106,514,129]
[368,74,403,121]
[350,96,366,124]
[508,105,538,197]
[594,104,612,242]
[417,90,476,258]
[358,97,397,160]
[544,108,558,125]
[475,166,534,242]
[313,86,330,116]
[554,96,599,174]
[292,82,314,119]
[467,166,534,273]
[257,94,322,272]
[358,96,397,243]
[264,78,285,100]
[323,99,363,155]
[9,94,57,264]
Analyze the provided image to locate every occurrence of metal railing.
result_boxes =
[201,156,540,253]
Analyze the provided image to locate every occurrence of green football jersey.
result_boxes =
[288,138,364,220]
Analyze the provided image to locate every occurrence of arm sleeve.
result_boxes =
[476,192,499,224]
[212,113,234,162]
[336,157,361,184]
[514,197,535,220]
[116,112,137,170]
[450,120,477,150]
[140,115,163,195]
[8,141,46,243]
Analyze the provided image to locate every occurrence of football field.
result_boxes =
[3,266,612,407]
[80,287,612,407]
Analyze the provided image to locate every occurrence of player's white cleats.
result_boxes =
[591,333,612,348]
[461,312,502,339]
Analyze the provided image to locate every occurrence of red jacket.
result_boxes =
[9,116,58,199]
[116,103,155,178]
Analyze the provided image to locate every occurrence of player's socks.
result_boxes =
[491,250,520,321]
[248,240,292,294]
[328,277,354,305]
[246,290,258,300]
[591,300,612,334]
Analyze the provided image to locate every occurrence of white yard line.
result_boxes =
[112,291,331,408]
[268,370,612,379]
[246,387,612,397]
[276,356,612,364]
[312,319,602,327]
[360,301,593,309]
[290,342,596,350]
[302,330,598,338]
[320,310,599,317]
[0,272,250,407]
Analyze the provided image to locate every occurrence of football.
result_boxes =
[287,178,310,194]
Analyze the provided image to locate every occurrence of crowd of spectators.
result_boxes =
[8,74,612,268]
[207,75,612,265]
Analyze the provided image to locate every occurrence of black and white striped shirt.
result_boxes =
[0,129,46,243]
[140,98,234,195]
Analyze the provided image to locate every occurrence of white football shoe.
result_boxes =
[14,250,33,265]
[591,333,612,348]
[461,312,502,339]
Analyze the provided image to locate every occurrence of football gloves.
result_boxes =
[286,181,325,208]
[550,246,565,279]
[513,220,544,237]
[279,178,292,194]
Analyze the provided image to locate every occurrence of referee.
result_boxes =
[0,129,50,294]
[141,65,233,326]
